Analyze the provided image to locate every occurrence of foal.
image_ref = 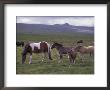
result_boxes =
[51,42,77,64]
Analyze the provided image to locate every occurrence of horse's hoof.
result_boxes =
[49,58,53,60]
[22,62,24,64]
[47,61,51,64]
[69,66,71,68]
[58,61,62,64]
[29,62,32,64]
[73,61,76,64]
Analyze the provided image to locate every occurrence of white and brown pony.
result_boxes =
[75,45,94,61]
[22,41,52,64]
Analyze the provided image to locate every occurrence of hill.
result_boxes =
[16,23,94,34]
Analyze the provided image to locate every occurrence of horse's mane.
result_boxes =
[55,43,63,47]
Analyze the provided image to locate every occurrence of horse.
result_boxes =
[16,41,24,47]
[22,41,53,64]
[51,42,77,64]
[77,40,83,46]
[75,45,94,61]
[77,40,83,44]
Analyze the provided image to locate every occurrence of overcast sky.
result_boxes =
[16,16,94,27]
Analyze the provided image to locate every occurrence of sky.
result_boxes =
[16,16,94,27]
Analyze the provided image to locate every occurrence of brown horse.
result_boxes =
[75,45,94,61]
[22,41,52,64]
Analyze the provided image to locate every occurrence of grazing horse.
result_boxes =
[77,40,83,44]
[16,41,24,47]
[51,42,77,64]
[75,45,94,61]
[22,41,52,64]
[77,40,83,46]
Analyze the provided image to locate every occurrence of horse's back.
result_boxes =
[84,46,93,49]
[59,47,73,54]
[29,42,50,52]
[88,46,93,48]
[87,46,94,50]
[85,46,94,53]
[30,43,40,51]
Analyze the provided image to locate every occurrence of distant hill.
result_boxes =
[16,23,94,34]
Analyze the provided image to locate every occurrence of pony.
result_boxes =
[22,41,52,64]
[77,40,83,44]
[77,40,83,46]
[16,41,24,47]
[75,45,94,61]
[51,42,77,64]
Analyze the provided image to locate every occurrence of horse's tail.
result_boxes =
[47,43,52,60]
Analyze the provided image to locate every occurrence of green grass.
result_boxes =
[16,33,94,74]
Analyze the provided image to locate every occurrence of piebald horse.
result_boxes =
[51,42,77,64]
[22,41,52,64]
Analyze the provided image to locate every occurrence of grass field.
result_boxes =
[16,33,94,74]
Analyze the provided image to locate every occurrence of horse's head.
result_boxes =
[77,40,83,44]
[51,42,63,49]
[74,45,82,52]
[22,43,31,64]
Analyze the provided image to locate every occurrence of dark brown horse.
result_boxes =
[51,42,77,64]
[22,41,52,64]
[16,41,24,47]
[77,40,83,44]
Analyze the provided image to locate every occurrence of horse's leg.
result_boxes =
[58,54,63,63]
[69,54,76,64]
[91,51,94,57]
[72,55,76,64]
[81,53,84,62]
[29,53,32,64]
[49,53,53,60]
[59,54,62,60]
[79,53,82,61]
[57,52,60,60]
[74,54,77,64]
[48,51,53,60]
[67,53,72,64]
[69,56,72,64]
[44,52,52,63]
[41,52,46,62]
[22,55,26,64]
[22,49,27,64]
[90,52,92,56]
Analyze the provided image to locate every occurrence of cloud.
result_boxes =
[16,16,94,27]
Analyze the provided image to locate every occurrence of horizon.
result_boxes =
[16,16,94,27]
